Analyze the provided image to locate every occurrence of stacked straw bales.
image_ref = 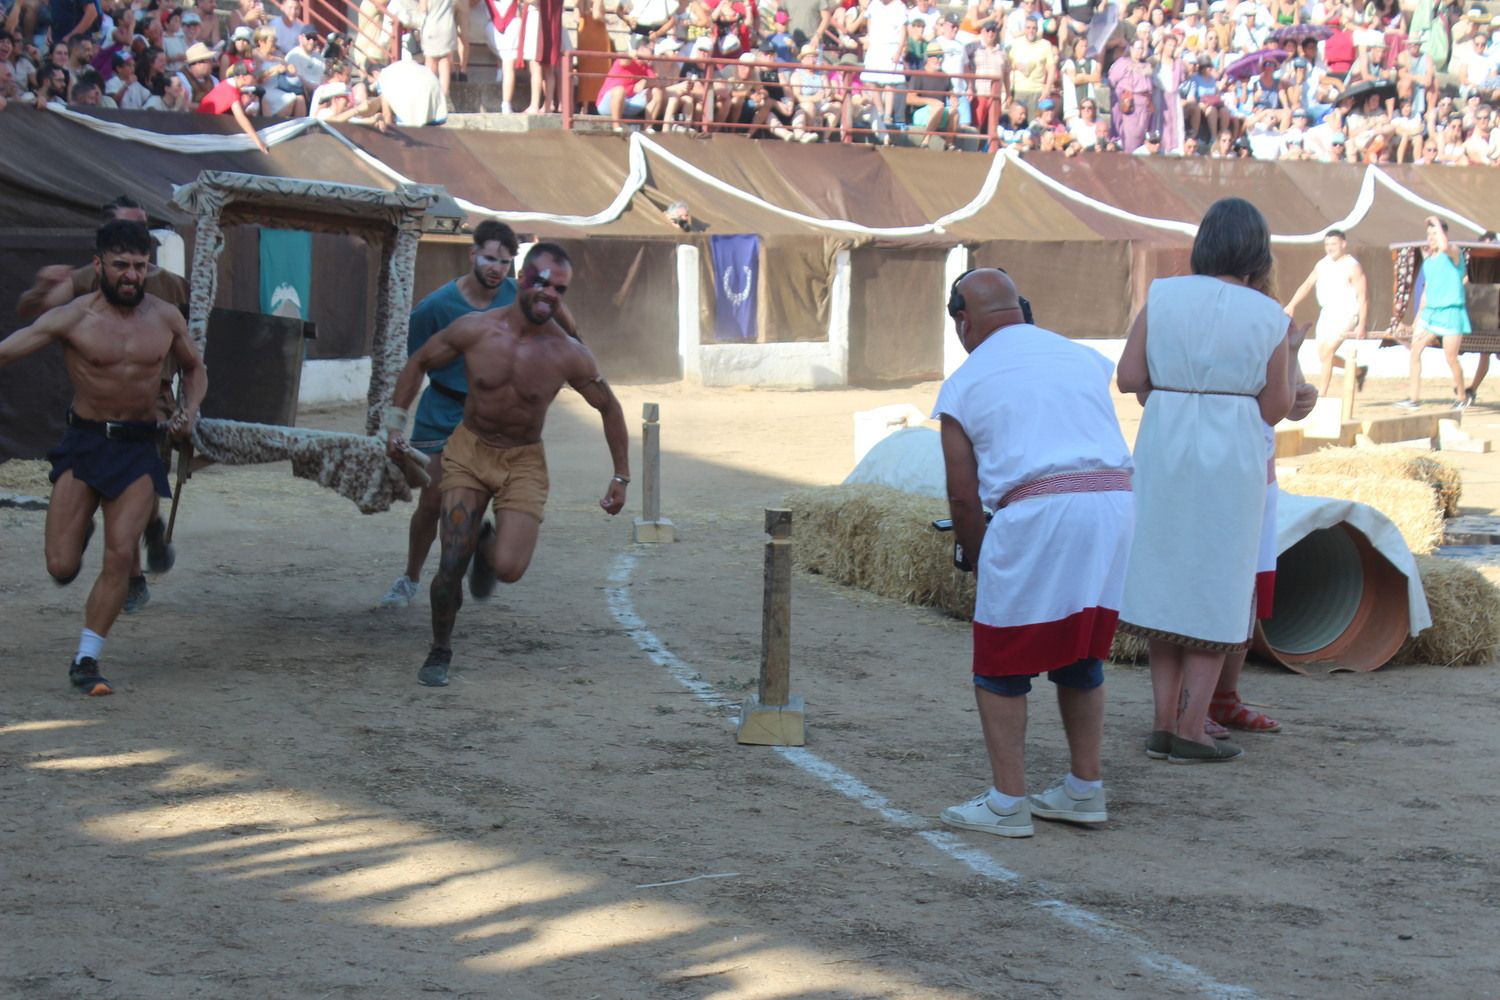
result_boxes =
[791,477,1500,670]
[1293,446,1462,518]
[787,484,975,618]
[1390,556,1500,667]
[1279,474,1444,554]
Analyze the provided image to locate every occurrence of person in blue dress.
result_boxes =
[1400,216,1472,409]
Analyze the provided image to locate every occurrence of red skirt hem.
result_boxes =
[973,607,1120,677]
[1255,570,1276,621]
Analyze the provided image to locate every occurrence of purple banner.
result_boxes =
[710,234,759,343]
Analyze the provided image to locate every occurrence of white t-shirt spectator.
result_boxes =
[940,38,974,91]
[1245,120,1283,159]
[377,58,447,125]
[1069,115,1098,146]
[864,0,910,68]
[310,79,351,118]
[1464,45,1496,90]
[286,44,325,87]
[1303,120,1341,160]
[111,78,154,109]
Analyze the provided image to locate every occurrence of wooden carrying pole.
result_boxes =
[737,508,805,746]
[632,402,675,543]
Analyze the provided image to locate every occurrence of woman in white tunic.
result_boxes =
[1116,197,1296,764]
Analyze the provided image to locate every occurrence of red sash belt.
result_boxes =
[999,469,1133,509]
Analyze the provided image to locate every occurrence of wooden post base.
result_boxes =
[632,517,676,543]
[736,693,805,746]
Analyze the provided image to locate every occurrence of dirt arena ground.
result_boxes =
[3,378,1500,1000]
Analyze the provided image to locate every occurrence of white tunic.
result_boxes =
[1120,275,1287,649]
[1313,254,1361,341]
[933,324,1135,675]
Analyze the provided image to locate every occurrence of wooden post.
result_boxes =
[1340,354,1358,423]
[632,402,675,543]
[737,508,805,746]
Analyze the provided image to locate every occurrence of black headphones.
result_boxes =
[947,267,1034,325]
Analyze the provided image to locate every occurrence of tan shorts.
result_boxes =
[440,422,549,524]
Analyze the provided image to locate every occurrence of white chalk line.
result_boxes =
[606,552,1261,1000]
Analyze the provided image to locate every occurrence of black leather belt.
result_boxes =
[66,409,163,443]
[428,380,467,404]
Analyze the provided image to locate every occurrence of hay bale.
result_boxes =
[1110,630,1150,666]
[785,484,976,618]
[1279,473,1444,554]
[0,459,53,496]
[1296,446,1462,518]
[1390,555,1500,666]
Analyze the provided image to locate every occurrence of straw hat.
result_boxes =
[184,41,215,64]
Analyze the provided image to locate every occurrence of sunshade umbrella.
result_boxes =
[1223,48,1291,81]
[1268,23,1334,45]
[1337,77,1399,106]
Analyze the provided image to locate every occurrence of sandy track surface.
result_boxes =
[3,381,1499,1000]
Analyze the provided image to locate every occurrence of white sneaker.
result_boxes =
[940,792,1033,838]
[1028,780,1108,825]
[380,575,419,608]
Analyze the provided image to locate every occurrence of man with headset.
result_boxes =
[933,267,1134,838]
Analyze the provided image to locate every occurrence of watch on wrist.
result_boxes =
[612,474,631,485]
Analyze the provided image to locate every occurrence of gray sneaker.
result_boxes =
[940,792,1034,838]
[1029,780,1108,825]
[380,575,419,608]
[122,575,150,614]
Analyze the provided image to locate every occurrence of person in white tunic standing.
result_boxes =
[1116,197,1297,765]
[1283,229,1368,398]
[934,269,1135,839]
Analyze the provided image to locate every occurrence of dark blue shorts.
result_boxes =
[48,425,171,501]
[974,658,1104,697]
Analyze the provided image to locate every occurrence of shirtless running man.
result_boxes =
[0,219,207,695]
[383,243,629,687]
[1284,229,1368,397]
[17,195,190,614]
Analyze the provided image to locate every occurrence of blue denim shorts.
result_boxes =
[973,658,1104,697]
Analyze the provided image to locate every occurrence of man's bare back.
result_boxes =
[443,304,594,449]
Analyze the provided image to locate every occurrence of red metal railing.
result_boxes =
[562,49,1015,149]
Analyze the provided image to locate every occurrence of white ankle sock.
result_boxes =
[1065,772,1102,797]
[987,787,1024,812]
[76,628,105,663]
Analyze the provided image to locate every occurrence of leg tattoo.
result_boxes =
[430,496,483,651]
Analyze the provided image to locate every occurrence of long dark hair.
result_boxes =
[1191,197,1274,295]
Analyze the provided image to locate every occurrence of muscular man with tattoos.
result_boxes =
[383,243,630,687]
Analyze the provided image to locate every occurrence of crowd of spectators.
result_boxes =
[0,0,448,131]
[2,0,1496,163]
[588,0,1500,159]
